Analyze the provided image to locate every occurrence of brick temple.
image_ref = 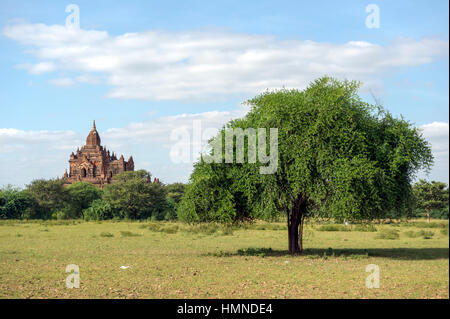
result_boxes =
[63,121,134,188]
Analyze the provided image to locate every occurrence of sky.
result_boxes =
[0,0,448,187]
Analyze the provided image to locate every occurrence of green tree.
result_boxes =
[160,183,185,220]
[83,199,114,221]
[179,77,433,253]
[165,183,185,205]
[0,186,33,219]
[65,182,102,218]
[24,179,67,219]
[102,170,167,219]
[413,180,449,222]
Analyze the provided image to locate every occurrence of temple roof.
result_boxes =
[86,120,101,146]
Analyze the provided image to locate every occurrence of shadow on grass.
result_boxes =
[207,247,449,260]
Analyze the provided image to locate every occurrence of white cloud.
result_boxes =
[418,122,449,183]
[48,77,75,87]
[0,107,247,186]
[0,128,80,151]
[420,122,449,139]
[16,61,56,74]
[3,22,448,101]
[0,128,83,187]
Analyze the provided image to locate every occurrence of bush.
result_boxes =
[65,182,102,218]
[0,187,33,219]
[146,223,179,234]
[375,229,400,240]
[100,232,114,237]
[102,170,167,220]
[83,199,114,221]
[404,230,434,239]
[24,179,67,219]
[52,207,79,220]
[413,221,447,229]
[353,224,377,232]
[430,207,449,219]
[120,231,142,237]
[160,225,179,234]
[317,224,350,232]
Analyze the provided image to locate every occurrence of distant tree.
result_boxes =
[413,180,449,222]
[178,77,434,253]
[102,170,167,219]
[161,197,177,220]
[165,183,186,205]
[83,199,114,221]
[24,179,67,219]
[65,182,102,218]
[112,169,152,182]
[0,186,32,219]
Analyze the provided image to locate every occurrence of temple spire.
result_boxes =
[86,120,101,146]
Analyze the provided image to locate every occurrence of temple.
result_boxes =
[63,121,134,188]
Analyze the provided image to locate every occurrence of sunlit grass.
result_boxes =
[0,219,448,298]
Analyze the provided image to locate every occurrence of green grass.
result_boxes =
[0,219,448,299]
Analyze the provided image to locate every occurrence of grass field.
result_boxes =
[0,219,448,299]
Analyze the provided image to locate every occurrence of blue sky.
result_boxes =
[0,0,448,187]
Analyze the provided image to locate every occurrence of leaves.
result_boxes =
[179,76,434,224]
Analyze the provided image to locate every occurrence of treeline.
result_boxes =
[0,170,184,221]
[0,171,448,221]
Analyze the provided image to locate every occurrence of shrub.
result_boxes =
[189,223,219,235]
[146,223,179,234]
[83,199,114,221]
[100,232,114,237]
[147,223,162,232]
[221,226,234,236]
[65,182,102,218]
[160,225,179,234]
[120,231,142,237]
[430,207,449,219]
[413,221,447,229]
[353,224,377,232]
[317,224,350,232]
[0,187,33,219]
[53,208,79,220]
[375,229,400,240]
[24,179,67,219]
[102,170,167,220]
[420,230,434,239]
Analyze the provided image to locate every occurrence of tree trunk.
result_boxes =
[287,196,307,254]
[288,218,300,254]
[426,210,430,223]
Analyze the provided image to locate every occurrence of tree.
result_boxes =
[65,182,102,218]
[178,77,433,253]
[83,199,114,221]
[102,170,167,219]
[165,183,186,205]
[24,179,67,219]
[413,180,449,222]
[0,186,33,219]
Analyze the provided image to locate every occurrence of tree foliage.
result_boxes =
[83,199,114,221]
[413,180,449,221]
[102,170,167,219]
[65,182,102,218]
[24,179,67,219]
[0,186,32,219]
[178,77,434,253]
